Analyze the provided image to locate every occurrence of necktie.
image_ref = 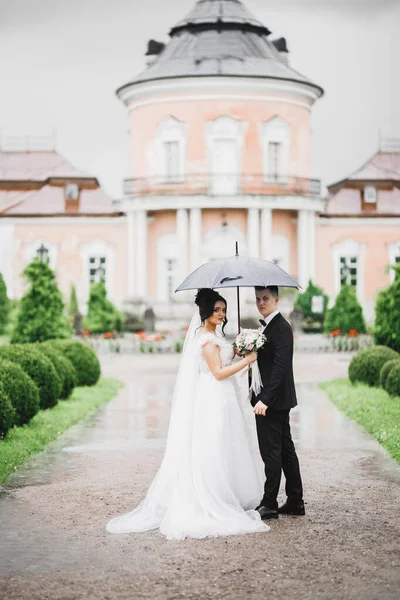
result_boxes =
[259,319,266,327]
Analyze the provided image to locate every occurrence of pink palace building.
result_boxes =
[0,0,399,327]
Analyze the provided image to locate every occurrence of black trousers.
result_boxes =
[255,409,303,510]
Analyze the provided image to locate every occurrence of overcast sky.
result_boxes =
[0,0,399,196]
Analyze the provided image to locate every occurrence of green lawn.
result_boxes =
[0,377,123,484]
[320,379,400,464]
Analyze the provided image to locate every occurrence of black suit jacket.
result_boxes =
[253,312,297,411]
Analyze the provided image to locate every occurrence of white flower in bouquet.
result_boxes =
[233,329,267,396]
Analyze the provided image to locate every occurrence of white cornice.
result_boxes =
[115,194,325,213]
[318,217,400,226]
[119,76,320,113]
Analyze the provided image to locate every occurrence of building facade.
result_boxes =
[0,0,398,327]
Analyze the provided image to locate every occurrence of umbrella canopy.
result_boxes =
[175,254,300,292]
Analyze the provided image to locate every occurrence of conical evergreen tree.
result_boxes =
[324,284,366,334]
[0,273,10,335]
[11,258,71,343]
[85,281,122,334]
[68,284,79,320]
[374,265,400,352]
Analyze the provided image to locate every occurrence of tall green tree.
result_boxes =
[85,281,122,334]
[324,284,366,334]
[11,259,71,343]
[294,279,329,324]
[0,273,10,334]
[68,284,79,319]
[374,265,400,352]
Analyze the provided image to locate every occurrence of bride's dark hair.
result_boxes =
[194,288,228,335]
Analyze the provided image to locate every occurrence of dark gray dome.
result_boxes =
[117,0,323,97]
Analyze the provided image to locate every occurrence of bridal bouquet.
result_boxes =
[233,329,267,396]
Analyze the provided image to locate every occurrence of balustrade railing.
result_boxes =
[123,173,321,197]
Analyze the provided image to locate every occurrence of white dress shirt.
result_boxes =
[259,309,280,330]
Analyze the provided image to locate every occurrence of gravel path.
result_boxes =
[0,353,399,600]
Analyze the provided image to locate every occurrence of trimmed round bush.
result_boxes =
[379,359,400,391]
[349,345,399,387]
[0,345,61,409]
[386,363,400,398]
[44,340,100,387]
[0,359,40,426]
[0,381,16,437]
[34,344,77,399]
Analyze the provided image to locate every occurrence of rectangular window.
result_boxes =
[340,256,357,287]
[164,141,181,182]
[268,141,281,181]
[89,256,106,284]
[166,258,178,299]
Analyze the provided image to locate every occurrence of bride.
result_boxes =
[106,288,270,540]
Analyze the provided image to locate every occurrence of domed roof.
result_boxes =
[118,0,323,97]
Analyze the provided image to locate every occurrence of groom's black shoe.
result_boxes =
[278,501,305,516]
[256,505,279,520]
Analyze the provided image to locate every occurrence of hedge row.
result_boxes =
[349,345,400,397]
[0,340,101,437]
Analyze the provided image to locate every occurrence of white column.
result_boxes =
[135,209,147,298]
[260,207,273,261]
[308,210,316,282]
[190,207,202,270]
[297,209,309,288]
[247,208,260,258]
[176,208,189,277]
[127,211,136,297]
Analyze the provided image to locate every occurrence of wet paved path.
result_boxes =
[0,353,399,600]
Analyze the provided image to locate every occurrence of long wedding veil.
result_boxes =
[106,311,202,533]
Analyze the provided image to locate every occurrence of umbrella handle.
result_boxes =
[236,286,241,334]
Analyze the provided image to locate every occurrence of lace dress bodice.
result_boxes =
[198,332,234,374]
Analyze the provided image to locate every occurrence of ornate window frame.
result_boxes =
[332,238,365,303]
[80,239,115,307]
[260,116,290,183]
[156,117,186,183]
[205,116,246,195]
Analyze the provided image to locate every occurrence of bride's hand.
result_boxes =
[245,351,258,365]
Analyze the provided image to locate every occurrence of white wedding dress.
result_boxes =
[106,313,269,540]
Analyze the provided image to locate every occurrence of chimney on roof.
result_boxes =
[64,183,80,213]
[145,39,166,66]
[272,37,289,65]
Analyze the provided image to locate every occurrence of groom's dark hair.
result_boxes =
[255,286,279,298]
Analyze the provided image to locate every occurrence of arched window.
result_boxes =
[260,117,289,183]
[332,238,365,303]
[156,117,186,183]
[205,116,245,195]
[157,234,180,301]
[272,235,290,273]
[80,239,115,308]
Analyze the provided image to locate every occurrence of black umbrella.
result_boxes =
[175,243,300,332]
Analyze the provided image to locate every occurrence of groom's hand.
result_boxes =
[253,400,267,416]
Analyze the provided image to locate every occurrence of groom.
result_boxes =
[251,286,304,520]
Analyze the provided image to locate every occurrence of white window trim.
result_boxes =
[157,234,180,302]
[202,224,247,262]
[80,239,115,310]
[332,238,365,305]
[24,238,58,270]
[364,185,377,204]
[388,240,400,283]
[156,117,186,183]
[260,116,290,183]
[205,116,246,195]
